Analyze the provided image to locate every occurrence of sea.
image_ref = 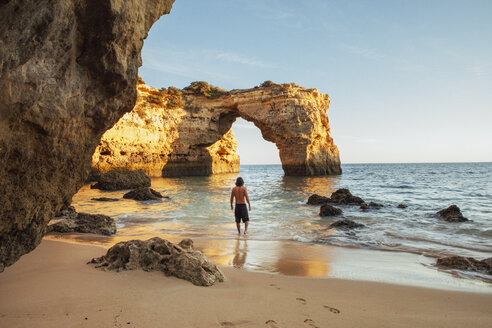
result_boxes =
[59,162,492,291]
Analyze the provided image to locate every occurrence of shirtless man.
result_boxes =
[230,177,251,235]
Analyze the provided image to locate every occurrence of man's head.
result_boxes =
[235,177,244,186]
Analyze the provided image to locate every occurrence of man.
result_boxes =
[230,177,251,235]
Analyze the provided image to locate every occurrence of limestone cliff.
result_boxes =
[93,80,340,177]
[0,0,175,271]
[92,80,240,177]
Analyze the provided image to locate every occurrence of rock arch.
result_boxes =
[92,81,341,177]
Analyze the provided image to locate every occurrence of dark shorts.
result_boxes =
[234,204,249,223]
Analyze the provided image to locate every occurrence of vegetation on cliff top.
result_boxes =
[183,81,228,99]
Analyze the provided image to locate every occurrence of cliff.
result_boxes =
[92,81,240,177]
[93,81,340,177]
[0,0,175,271]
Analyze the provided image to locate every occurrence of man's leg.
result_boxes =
[236,222,241,234]
[244,221,248,235]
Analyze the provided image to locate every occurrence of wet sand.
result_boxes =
[1,239,491,328]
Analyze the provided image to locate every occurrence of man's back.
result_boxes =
[232,186,247,204]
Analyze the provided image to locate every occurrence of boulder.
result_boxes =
[319,204,342,216]
[360,203,368,210]
[397,204,408,209]
[329,219,365,230]
[436,256,491,274]
[368,202,383,209]
[307,194,330,205]
[123,188,166,201]
[47,213,116,236]
[436,205,468,222]
[329,189,364,205]
[89,237,224,286]
[91,170,151,191]
[55,205,77,219]
[92,197,120,202]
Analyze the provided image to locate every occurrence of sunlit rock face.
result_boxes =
[93,81,341,177]
[92,81,240,177]
[0,0,175,271]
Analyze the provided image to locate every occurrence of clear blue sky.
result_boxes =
[139,0,492,164]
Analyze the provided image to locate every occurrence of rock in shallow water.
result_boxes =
[89,237,225,286]
[436,256,492,275]
[329,189,365,205]
[123,187,166,201]
[91,170,151,191]
[307,194,330,205]
[329,219,365,230]
[319,204,342,216]
[47,213,116,236]
[436,205,468,222]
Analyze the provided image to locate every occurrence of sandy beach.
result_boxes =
[1,239,491,328]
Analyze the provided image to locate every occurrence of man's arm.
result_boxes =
[245,188,251,211]
[230,189,234,210]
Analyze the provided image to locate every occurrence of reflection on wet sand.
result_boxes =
[45,232,331,278]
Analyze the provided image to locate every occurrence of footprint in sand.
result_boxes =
[304,319,320,328]
[269,283,281,290]
[265,319,280,328]
[296,297,307,305]
[323,305,340,314]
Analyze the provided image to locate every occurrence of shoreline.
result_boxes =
[1,239,491,328]
[46,233,492,292]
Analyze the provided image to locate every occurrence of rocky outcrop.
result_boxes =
[92,81,240,177]
[329,189,364,205]
[329,220,365,230]
[123,187,166,201]
[93,80,340,177]
[436,205,468,222]
[436,256,492,275]
[89,237,225,286]
[319,204,342,216]
[91,170,151,191]
[47,213,116,236]
[307,194,330,205]
[0,0,175,270]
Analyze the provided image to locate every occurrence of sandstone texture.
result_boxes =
[436,205,468,223]
[436,256,492,275]
[90,237,225,286]
[47,213,116,236]
[92,81,240,177]
[0,0,175,270]
[92,80,341,177]
[91,170,151,191]
[123,187,165,201]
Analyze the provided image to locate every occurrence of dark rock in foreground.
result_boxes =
[47,213,116,236]
[329,189,364,205]
[329,219,365,230]
[436,205,468,222]
[91,170,151,191]
[55,205,77,219]
[307,194,330,205]
[89,237,224,286]
[397,204,408,209]
[92,197,120,202]
[368,201,383,209]
[319,204,342,216]
[123,188,166,201]
[436,256,492,275]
